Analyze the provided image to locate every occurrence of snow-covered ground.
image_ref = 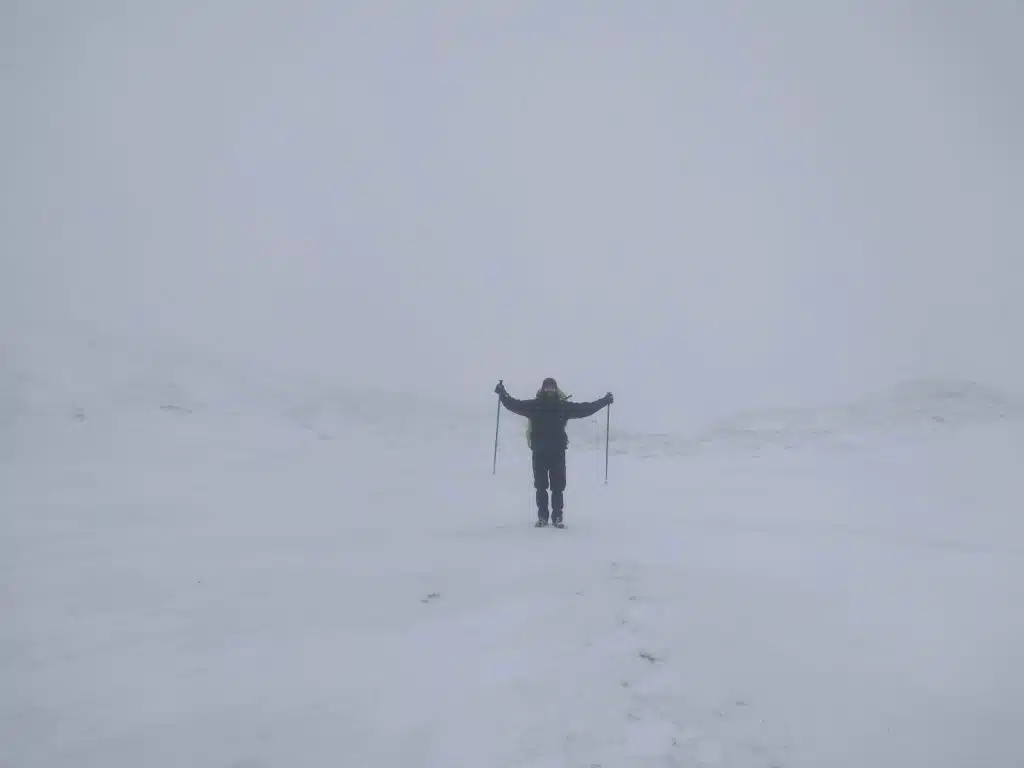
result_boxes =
[3,339,1023,767]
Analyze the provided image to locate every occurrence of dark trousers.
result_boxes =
[532,448,567,520]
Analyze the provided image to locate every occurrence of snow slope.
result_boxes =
[2,339,1023,767]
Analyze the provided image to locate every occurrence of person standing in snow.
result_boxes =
[494,378,613,527]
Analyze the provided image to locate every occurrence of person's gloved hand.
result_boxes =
[495,380,506,396]
[604,392,614,405]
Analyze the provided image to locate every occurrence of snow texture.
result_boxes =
[3,338,1023,767]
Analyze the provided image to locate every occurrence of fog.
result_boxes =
[4,3,1022,432]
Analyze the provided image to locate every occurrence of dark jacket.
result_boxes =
[498,390,610,452]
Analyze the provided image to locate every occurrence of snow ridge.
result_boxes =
[600,379,1024,460]
[3,335,1021,459]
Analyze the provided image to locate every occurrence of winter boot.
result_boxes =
[535,489,550,525]
[551,490,564,527]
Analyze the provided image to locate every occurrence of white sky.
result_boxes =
[3,2,1022,432]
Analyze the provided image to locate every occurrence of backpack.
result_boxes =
[526,387,571,448]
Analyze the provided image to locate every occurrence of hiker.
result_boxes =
[494,378,613,527]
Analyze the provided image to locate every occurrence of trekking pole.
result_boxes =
[604,403,611,485]
[492,383,502,474]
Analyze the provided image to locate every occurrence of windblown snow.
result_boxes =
[2,337,1023,767]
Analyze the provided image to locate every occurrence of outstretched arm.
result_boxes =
[563,393,613,420]
[494,381,536,417]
